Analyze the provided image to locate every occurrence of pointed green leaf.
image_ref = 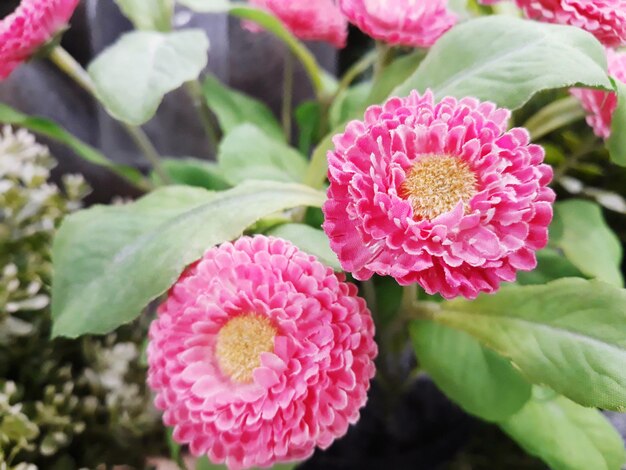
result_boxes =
[0,103,145,187]
[218,124,307,184]
[502,387,626,470]
[203,75,283,142]
[433,278,626,410]
[551,199,623,287]
[410,320,531,422]
[51,181,325,337]
[393,16,612,109]
[88,30,209,125]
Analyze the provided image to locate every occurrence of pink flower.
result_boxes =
[479,0,626,46]
[322,90,555,300]
[147,236,377,470]
[246,0,348,48]
[339,0,457,48]
[0,0,79,79]
[571,48,626,139]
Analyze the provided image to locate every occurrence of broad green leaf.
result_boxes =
[372,276,402,328]
[516,248,585,286]
[432,278,626,410]
[550,199,623,287]
[410,320,531,422]
[502,387,626,470]
[393,16,612,109]
[329,82,371,129]
[114,0,173,31]
[195,457,297,470]
[0,103,145,188]
[608,78,626,167]
[218,124,307,184]
[88,30,209,125]
[51,181,325,337]
[153,158,230,190]
[202,75,283,142]
[267,223,340,270]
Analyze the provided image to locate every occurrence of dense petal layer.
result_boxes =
[147,236,377,470]
[0,0,79,79]
[246,0,348,48]
[339,0,457,47]
[323,90,555,299]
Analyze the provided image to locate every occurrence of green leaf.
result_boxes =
[393,16,612,109]
[295,101,321,154]
[550,199,623,287]
[177,0,230,12]
[608,78,626,167]
[516,248,585,286]
[501,387,626,470]
[51,181,326,337]
[0,103,145,188]
[410,320,531,422]
[218,124,308,185]
[302,128,336,189]
[88,30,209,125]
[114,0,173,31]
[267,223,340,270]
[432,278,626,410]
[329,82,371,129]
[202,75,283,142]
[154,158,231,190]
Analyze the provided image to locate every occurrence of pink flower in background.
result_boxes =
[246,0,348,48]
[339,0,457,48]
[571,48,626,139]
[0,0,79,79]
[479,0,626,46]
[323,90,555,299]
[147,236,377,470]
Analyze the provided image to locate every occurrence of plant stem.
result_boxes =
[524,95,586,141]
[373,42,394,81]
[48,46,171,184]
[184,80,220,152]
[334,49,378,100]
[282,50,294,143]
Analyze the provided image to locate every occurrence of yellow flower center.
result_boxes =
[400,154,477,220]
[215,314,277,383]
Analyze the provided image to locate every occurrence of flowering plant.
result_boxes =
[2,0,626,469]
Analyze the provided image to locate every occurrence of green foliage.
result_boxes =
[88,30,209,125]
[217,124,308,184]
[394,16,612,109]
[550,199,623,287]
[51,181,326,337]
[113,0,173,31]
[0,127,161,468]
[501,387,626,470]
[410,320,531,422]
[432,279,626,410]
[0,103,145,188]
[203,75,284,142]
[153,158,231,190]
